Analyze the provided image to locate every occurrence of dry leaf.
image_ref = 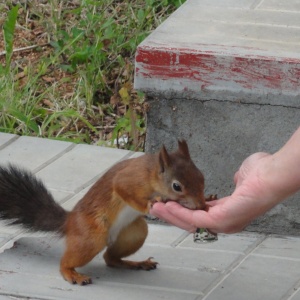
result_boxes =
[43,99,54,107]
[110,94,120,105]
[14,71,26,81]
[42,76,55,83]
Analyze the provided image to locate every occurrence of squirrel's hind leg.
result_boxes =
[60,222,108,285]
[103,216,158,270]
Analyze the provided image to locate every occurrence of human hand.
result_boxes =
[150,152,276,234]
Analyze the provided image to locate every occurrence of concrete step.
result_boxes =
[134,0,300,235]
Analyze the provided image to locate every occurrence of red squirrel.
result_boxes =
[0,140,208,285]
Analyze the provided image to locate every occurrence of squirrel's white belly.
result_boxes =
[108,204,142,245]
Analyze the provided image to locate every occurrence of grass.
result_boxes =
[0,0,185,150]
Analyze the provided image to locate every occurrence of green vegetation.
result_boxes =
[0,0,185,150]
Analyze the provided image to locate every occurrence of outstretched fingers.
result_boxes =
[150,201,217,233]
[166,201,217,230]
[150,202,194,231]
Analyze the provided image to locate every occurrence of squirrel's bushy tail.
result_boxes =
[0,164,67,234]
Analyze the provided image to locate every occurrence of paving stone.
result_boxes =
[36,144,131,192]
[0,136,73,171]
[0,133,18,149]
[61,193,84,210]
[259,0,300,10]
[84,264,214,296]
[0,205,300,300]
[180,232,265,254]
[252,235,300,259]
[131,243,241,274]
[145,224,188,246]
[0,237,10,249]
[187,0,257,8]
[0,225,21,237]
[206,255,300,300]
[49,189,74,204]
[291,290,300,300]
[0,272,200,300]
[0,237,207,298]
[143,226,246,274]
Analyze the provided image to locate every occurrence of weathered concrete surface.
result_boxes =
[135,0,300,105]
[2,133,300,299]
[146,98,300,235]
[134,0,300,235]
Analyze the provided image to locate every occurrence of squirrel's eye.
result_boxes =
[172,181,182,192]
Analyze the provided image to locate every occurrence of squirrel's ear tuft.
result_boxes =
[177,139,191,160]
[159,145,171,173]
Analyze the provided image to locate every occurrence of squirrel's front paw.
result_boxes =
[205,194,218,202]
[152,196,163,202]
[149,196,163,209]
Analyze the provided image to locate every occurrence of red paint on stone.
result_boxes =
[135,45,300,93]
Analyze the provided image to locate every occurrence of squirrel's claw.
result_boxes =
[149,196,163,209]
[205,194,218,202]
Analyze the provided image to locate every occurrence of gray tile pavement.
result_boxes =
[0,133,299,300]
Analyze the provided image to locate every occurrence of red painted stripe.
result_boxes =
[135,45,300,92]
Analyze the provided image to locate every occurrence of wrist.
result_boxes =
[261,151,300,203]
